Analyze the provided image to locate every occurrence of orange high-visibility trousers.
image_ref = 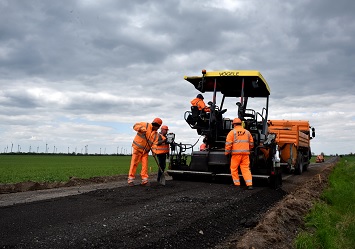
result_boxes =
[230,154,253,186]
[128,149,149,184]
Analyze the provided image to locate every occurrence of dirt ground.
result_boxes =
[0,175,130,194]
[226,157,338,249]
[0,157,338,249]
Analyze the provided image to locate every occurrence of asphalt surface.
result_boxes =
[0,160,335,249]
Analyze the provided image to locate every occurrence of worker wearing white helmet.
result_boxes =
[225,118,254,190]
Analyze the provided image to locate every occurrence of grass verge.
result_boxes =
[295,156,355,249]
[0,154,159,184]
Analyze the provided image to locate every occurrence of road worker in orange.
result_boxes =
[225,118,254,190]
[155,125,170,183]
[190,94,211,112]
[127,117,162,186]
[200,137,209,151]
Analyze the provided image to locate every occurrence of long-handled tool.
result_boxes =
[144,134,166,186]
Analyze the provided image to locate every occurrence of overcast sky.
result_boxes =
[1,0,354,156]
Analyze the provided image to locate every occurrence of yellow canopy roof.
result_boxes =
[184,70,270,97]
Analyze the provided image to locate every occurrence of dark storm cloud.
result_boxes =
[0,0,354,155]
[0,90,39,109]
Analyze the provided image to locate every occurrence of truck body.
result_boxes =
[268,120,315,174]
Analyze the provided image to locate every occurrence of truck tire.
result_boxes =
[269,170,282,189]
[295,152,303,175]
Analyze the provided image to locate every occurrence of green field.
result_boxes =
[0,154,160,184]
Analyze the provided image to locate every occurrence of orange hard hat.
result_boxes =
[161,125,169,130]
[152,117,163,126]
[232,118,242,124]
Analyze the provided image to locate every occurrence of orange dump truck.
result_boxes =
[268,120,315,174]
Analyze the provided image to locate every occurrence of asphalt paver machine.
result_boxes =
[167,69,282,188]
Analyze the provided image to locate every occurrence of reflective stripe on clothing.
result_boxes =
[127,177,135,183]
[233,179,240,186]
[225,126,254,155]
[230,154,253,186]
[155,133,169,154]
[132,122,159,153]
[128,148,149,182]
[231,149,250,153]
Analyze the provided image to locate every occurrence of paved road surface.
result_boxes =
[0,160,335,249]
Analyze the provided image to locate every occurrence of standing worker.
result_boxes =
[225,118,254,190]
[127,117,162,186]
[155,125,170,184]
[190,94,211,113]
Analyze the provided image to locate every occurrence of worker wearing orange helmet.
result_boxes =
[155,125,170,183]
[225,118,254,190]
[127,117,162,186]
[190,94,211,112]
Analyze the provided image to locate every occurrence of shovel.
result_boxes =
[152,153,166,186]
[144,134,166,186]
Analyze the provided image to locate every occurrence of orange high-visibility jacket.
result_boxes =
[190,98,211,112]
[225,126,254,155]
[155,133,169,154]
[132,122,159,153]
[200,143,207,151]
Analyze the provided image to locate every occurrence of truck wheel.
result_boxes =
[269,169,282,189]
[295,152,303,175]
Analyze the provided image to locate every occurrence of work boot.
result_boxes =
[128,182,134,187]
[141,181,151,187]
[247,185,254,190]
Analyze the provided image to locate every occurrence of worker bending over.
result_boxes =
[127,117,162,186]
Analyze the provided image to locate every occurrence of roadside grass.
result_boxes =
[295,156,355,249]
[0,154,159,184]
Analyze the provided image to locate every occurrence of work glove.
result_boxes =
[140,127,147,133]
